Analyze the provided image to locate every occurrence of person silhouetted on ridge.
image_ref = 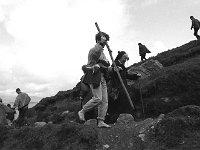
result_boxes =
[138,43,151,62]
[190,16,200,39]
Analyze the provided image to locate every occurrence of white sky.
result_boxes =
[0,0,199,101]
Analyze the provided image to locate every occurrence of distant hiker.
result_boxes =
[106,51,141,123]
[190,16,200,39]
[13,88,31,127]
[6,104,16,124]
[0,98,14,125]
[138,43,151,61]
[7,104,11,108]
[78,32,111,128]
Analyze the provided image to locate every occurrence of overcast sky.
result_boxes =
[0,0,199,102]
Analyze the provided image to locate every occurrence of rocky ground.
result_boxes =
[86,105,200,150]
[1,39,200,150]
[1,105,200,150]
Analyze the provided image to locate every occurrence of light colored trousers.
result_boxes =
[82,76,108,121]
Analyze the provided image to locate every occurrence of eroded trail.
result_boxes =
[84,115,159,150]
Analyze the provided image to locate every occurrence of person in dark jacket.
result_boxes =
[138,43,151,61]
[106,51,141,123]
[190,16,200,39]
[78,32,111,128]
[111,51,141,89]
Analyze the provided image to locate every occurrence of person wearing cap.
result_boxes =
[190,16,200,39]
[13,88,31,127]
[106,51,141,123]
[0,98,14,125]
[138,43,151,61]
[78,32,111,128]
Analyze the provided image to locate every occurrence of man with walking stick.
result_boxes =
[78,31,111,128]
[95,22,135,111]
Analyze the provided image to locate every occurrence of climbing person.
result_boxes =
[138,43,151,61]
[0,98,14,125]
[13,88,31,127]
[190,16,200,39]
[106,51,141,123]
[78,32,111,128]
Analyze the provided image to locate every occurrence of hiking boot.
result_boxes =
[78,110,85,121]
[98,121,111,128]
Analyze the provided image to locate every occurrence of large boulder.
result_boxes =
[128,59,163,80]
[116,114,135,125]
[146,105,200,148]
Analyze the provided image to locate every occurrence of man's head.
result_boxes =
[95,32,109,47]
[16,88,21,94]
[190,16,194,20]
[138,43,142,46]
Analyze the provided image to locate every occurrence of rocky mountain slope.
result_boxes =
[0,39,200,150]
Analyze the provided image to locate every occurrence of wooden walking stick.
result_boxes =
[95,22,135,110]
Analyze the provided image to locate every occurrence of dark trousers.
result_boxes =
[140,54,147,61]
[194,28,200,39]
[16,107,28,127]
